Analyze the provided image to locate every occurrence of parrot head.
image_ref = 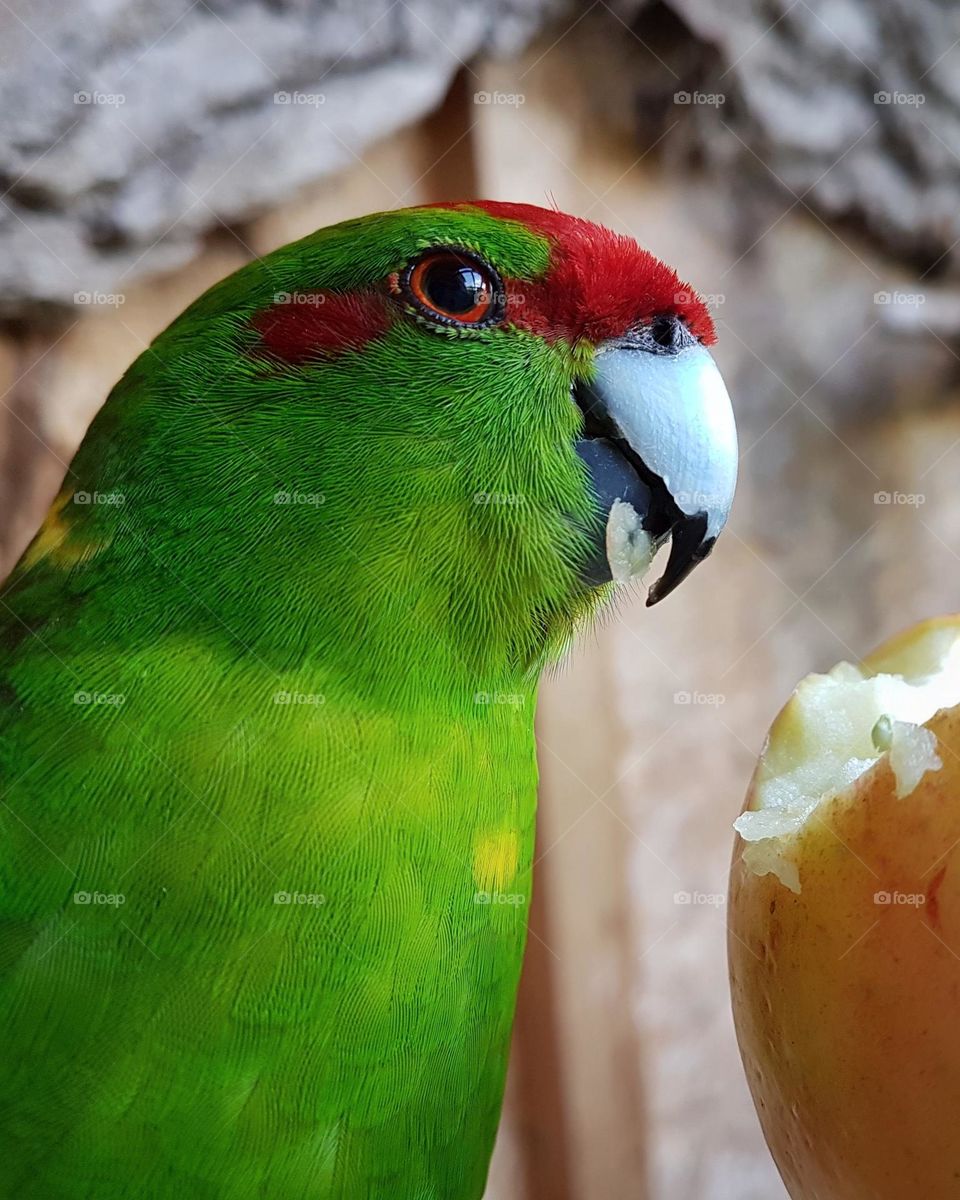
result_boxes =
[34,201,736,685]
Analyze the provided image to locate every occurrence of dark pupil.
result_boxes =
[423,260,487,314]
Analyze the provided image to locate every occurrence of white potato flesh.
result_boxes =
[735,630,960,891]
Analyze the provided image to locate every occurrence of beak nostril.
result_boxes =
[621,314,696,355]
[651,316,679,350]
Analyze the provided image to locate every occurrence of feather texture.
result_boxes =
[0,203,707,1197]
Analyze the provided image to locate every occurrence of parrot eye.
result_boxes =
[401,249,505,328]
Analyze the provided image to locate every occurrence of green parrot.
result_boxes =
[0,201,736,1198]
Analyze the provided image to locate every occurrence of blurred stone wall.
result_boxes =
[0,0,576,316]
[2,0,958,316]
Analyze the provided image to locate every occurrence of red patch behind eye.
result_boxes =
[252,290,392,364]
[441,200,717,347]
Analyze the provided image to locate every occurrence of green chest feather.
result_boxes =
[0,642,538,1199]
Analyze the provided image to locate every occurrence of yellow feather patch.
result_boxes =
[472,828,520,894]
[22,488,110,570]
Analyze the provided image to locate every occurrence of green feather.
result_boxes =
[0,205,607,1198]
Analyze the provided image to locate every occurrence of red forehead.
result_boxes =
[452,200,716,347]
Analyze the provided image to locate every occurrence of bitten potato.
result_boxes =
[729,616,960,1200]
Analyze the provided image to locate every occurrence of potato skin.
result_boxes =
[729,624,960,1200]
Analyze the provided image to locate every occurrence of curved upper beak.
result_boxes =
[574,338,738,605]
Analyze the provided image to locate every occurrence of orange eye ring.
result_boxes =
[401,248,505,328]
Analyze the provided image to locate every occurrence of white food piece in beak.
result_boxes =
[605,499,656,584]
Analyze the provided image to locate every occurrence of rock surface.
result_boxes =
[0,0,571,314]
[2,0,957,316]
[608,0,958,274]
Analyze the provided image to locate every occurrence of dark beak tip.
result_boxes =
[645,520,716,606]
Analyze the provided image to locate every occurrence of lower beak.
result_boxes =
[574,340,738,605]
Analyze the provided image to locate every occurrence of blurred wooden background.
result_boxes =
[3,25,959,1200]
